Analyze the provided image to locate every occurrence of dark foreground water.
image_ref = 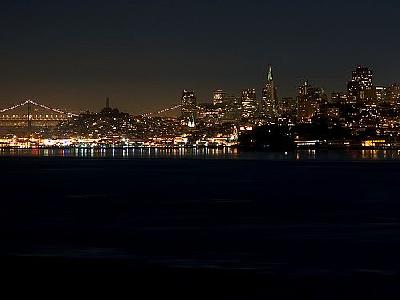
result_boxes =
[2,153,400,298]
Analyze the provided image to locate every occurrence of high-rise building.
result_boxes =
[375,86,386,103]
[223,95,242,122]
[297,81,325,123]
[261,65,277,119]
[347,66,374,103]
[385,84,400,104]
[241,89,258,119]
[181,90,197,120]
[277,97,297,120]
[213,90,226,105]
[331,92,348,105]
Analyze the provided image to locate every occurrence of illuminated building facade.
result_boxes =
[213,89,226,105]
[181,89,197,120]
[375,86,386,103]
[241,89,258,119]
[297,81,324,123]
[278,97,297,115]
[277,97,297,125]
[331,92,348,105]
[347,66,374,103]
[385,84,400,104]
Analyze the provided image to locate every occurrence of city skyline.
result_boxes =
[1,1,400,113]
[2,64,400,151]
[0,63,398,115]
[4,2,400,296]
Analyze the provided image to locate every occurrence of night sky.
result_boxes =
[1,0,399,114]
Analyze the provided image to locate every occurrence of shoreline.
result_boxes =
[0,145,400,151]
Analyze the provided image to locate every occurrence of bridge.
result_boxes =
[0,99,204,128]
[0,100,78,127]
[140,104,209,117]
[140,104,182,117]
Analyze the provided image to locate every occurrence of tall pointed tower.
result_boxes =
[262,65,277,120]
[267,65,273,82]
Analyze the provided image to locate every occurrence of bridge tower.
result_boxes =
[27,100,32,132]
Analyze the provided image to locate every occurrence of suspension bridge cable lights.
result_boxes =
[141,104,182,117]
[0,100,30,113]
[139,103,207,118]
[29,100,79,117]
[0,99,78,117]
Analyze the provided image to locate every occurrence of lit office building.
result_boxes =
[297,81,325,123]
[331,92,348,105]
[375,86,386,103]
[278,97,297,117]
[181,90,198,128]
[241,89,258,119]
[181,90,197,117]
[213,89,226,105]
[277,97,297,125]
[385,84,400,105]
[347,66,374,103]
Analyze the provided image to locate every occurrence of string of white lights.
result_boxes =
[141,104,182,117]
[0,100,30,113]
[1,100,186,118]
[29,100,79,117]
[0,100,78,117]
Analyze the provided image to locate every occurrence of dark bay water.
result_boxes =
[2,155,400,298]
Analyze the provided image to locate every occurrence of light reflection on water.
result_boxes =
[2,147,400,160]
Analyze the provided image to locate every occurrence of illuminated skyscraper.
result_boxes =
[297,81,325,123]
[241,89,257,119]
[181,90,197,119]
[331,92,348,105]
[347,66,374,103]
[375,86,386,103]
[385,84,400,104]
[180,90,198,128]
[261,65,277,119]
[213,89,226,105]
[277,97,297,124]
